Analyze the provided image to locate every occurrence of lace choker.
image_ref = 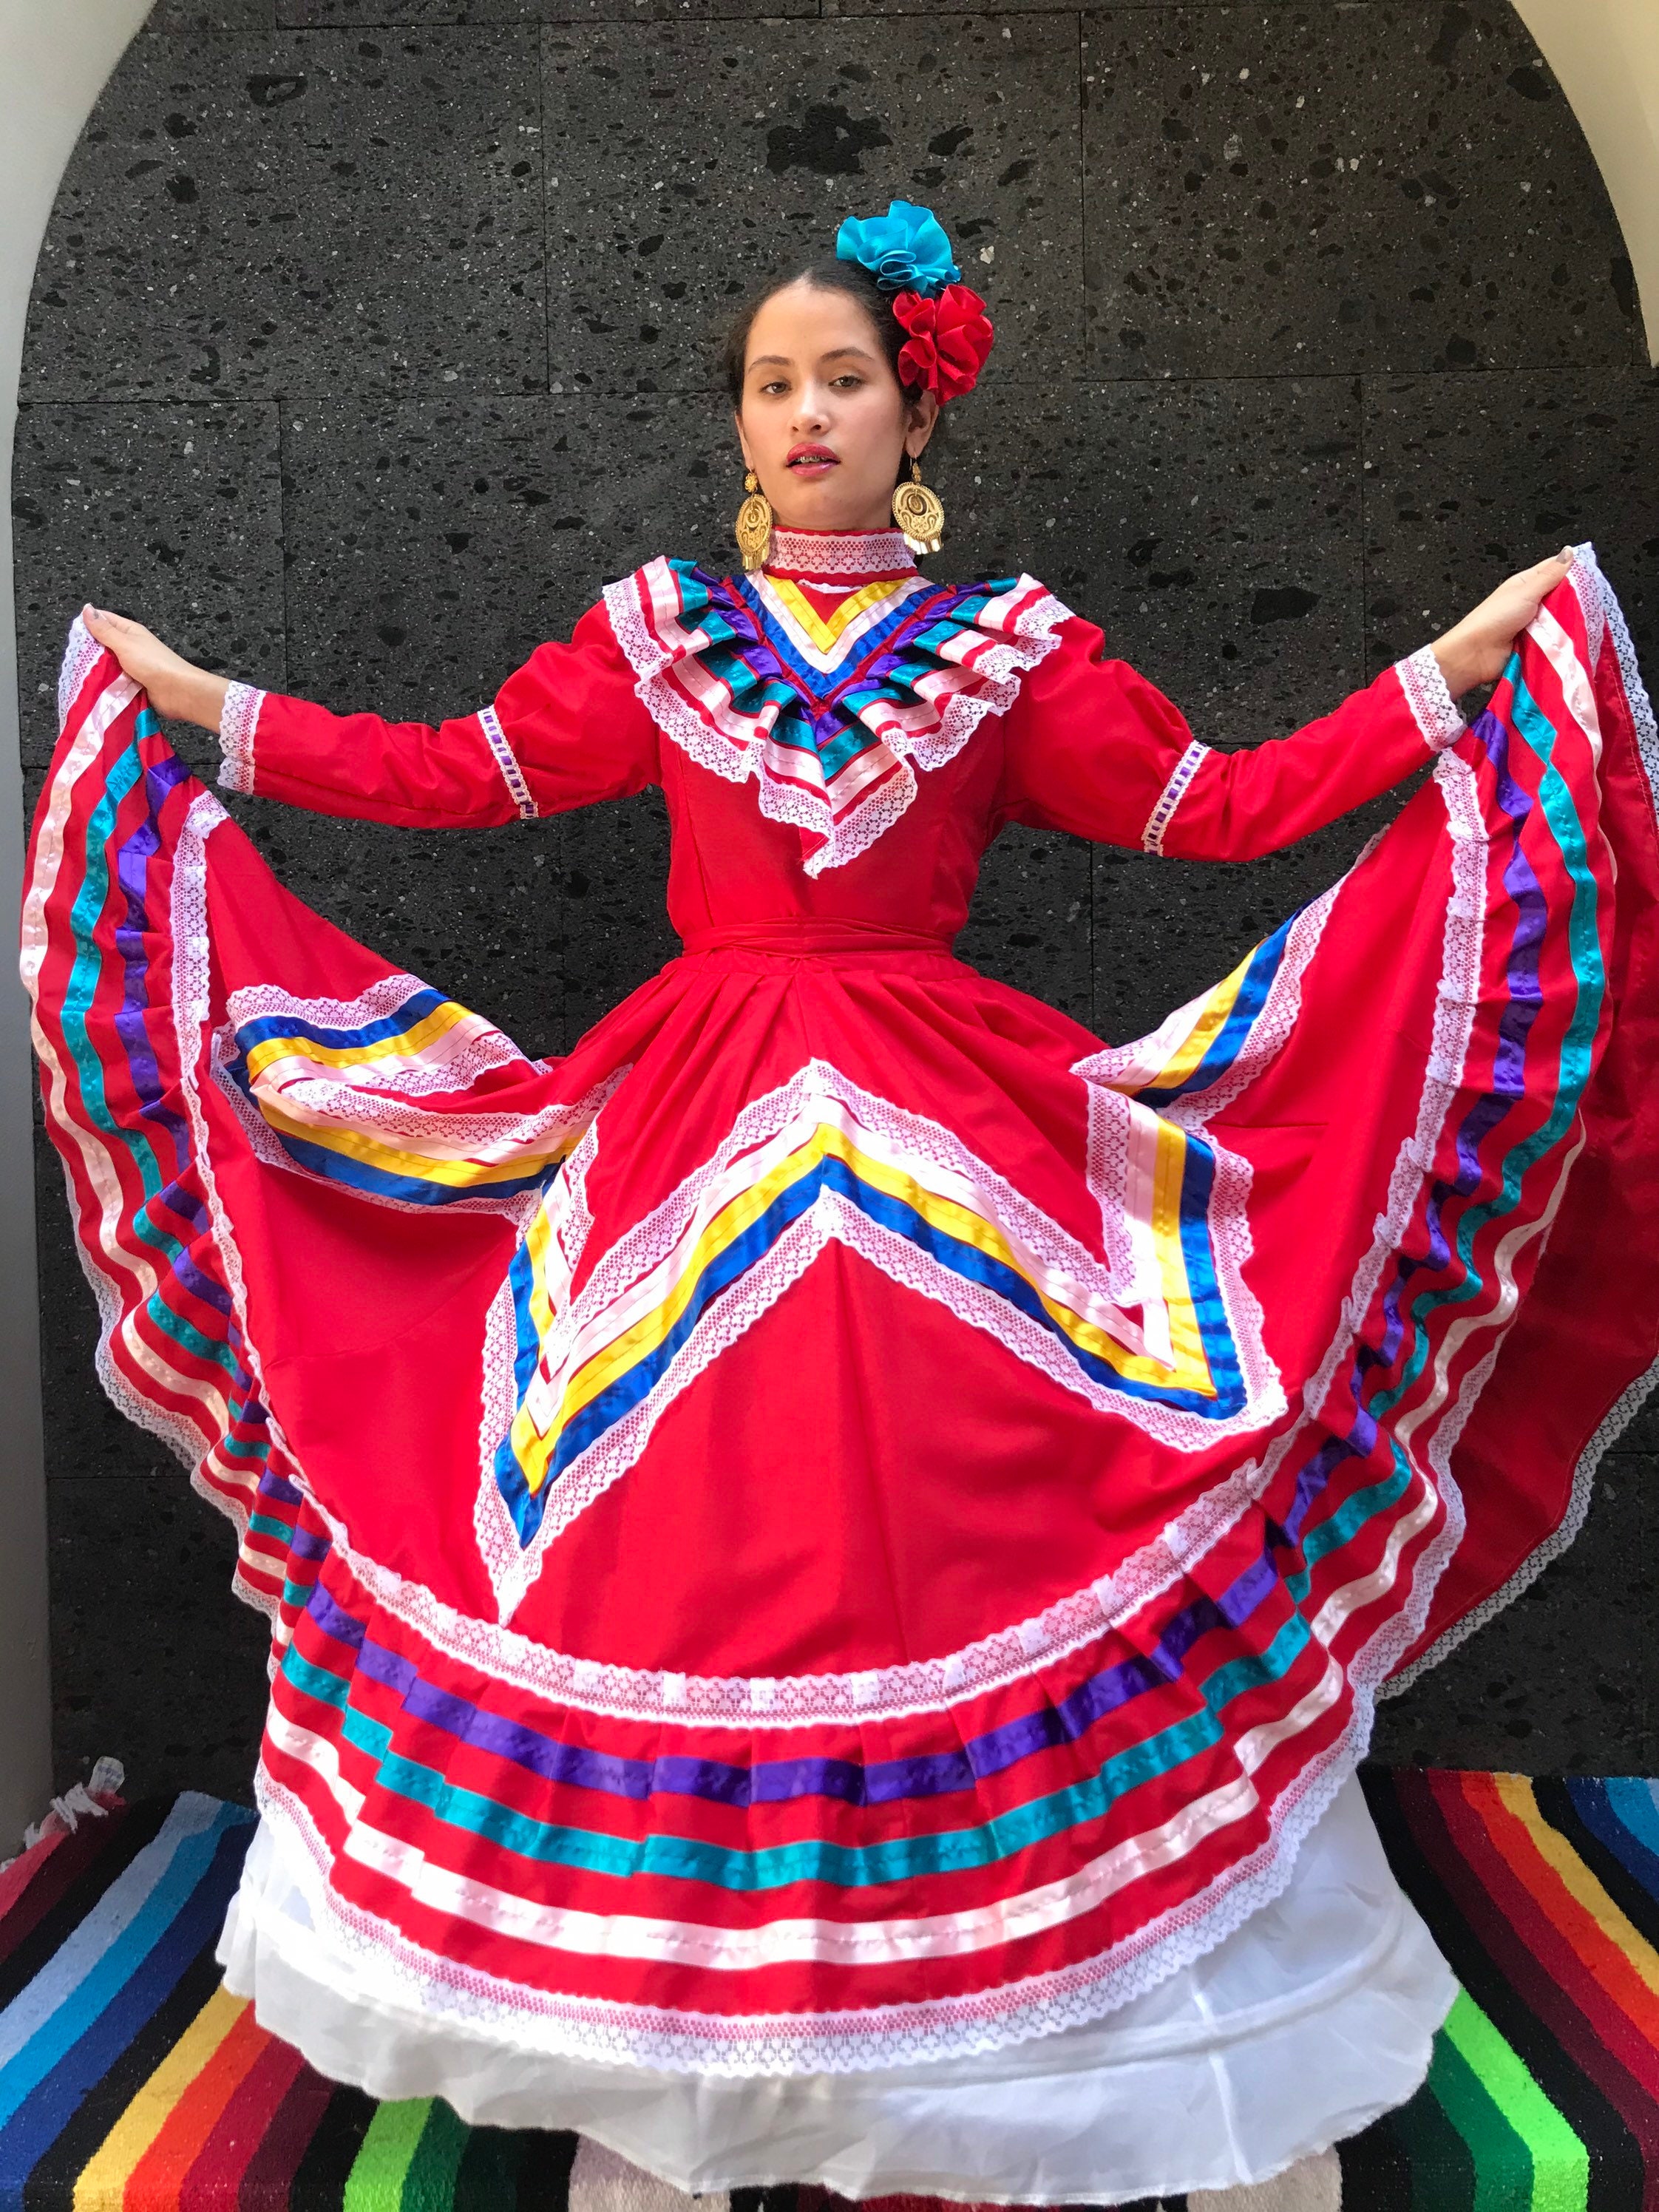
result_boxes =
[764,526,917,580]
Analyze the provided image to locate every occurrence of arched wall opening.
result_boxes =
[5,0,1658,1828]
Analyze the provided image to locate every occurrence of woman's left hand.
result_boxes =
[1431,549,1576,695]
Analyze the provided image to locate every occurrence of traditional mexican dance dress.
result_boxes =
[22,526,1659,2203]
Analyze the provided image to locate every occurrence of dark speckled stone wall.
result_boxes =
[15,1,1658,1802]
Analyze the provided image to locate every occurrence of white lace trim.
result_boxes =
[477,704,537,820]
[1173,881,1344,1130]
[57,614,105,733]
[224,974,529,1095]
[1573,540,1659,793]
[217,680,265,795]
[600,567,1070,877]
[766,526,915,578]
[1575,544,1609,675]
[205,974,628,1221]
[1382,539,1659,1695]
[1179,749,1488,1718]
[1395,645,1466,753]
[1141,739,1211,855]
[1387,1342,1659,1698]
[316,1434,1247,1733]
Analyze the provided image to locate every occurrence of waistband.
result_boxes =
[677,920,960,959]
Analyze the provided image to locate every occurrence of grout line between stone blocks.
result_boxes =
[538,24,553,400]
[1357,373,1369,689]
[274,399,293,699]
[1075,8,1089,394]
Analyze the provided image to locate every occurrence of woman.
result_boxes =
[25,200,1659,2202]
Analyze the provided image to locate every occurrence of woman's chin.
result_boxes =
[768,486,889,536]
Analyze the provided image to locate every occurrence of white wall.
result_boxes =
[1515,0,1659,366]
[0,0,153,1845]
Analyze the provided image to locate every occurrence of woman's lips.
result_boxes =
[787,445,838,478]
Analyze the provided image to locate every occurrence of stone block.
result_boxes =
[543,16,1082,396]
[21,29,543,402]
[1373,1460,1658,1774]
[282,0,808,23]
[149,0,276,28]
[1082,4,1641,379]
[48,1472,270,1804]
[276,394,730,1047]
[944,372,1378,1043]
[151,1,277,27]
[12,402,285,771]
[959,827,1093,1028]
[1362,367,1659,685]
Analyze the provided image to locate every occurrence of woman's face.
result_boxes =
[735,278,939,535]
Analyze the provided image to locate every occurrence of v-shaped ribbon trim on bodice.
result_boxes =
[603,530,1071,875]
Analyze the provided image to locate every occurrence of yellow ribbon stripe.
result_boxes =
[766,575,912,656]
[507,1116,1214,1497]
[242,999,477,1084]
[253,1098,577,1190]
[1117,953,1253,1099]
[525,1197,560,1346]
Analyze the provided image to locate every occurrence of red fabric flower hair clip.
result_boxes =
[891,285,995,404]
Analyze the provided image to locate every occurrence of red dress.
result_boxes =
[21,526,1659,2182]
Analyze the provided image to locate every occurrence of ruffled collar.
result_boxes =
[764,526,917,581]
[603,556,1070,876]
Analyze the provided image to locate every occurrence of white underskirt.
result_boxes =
[217,1774,1455,2206]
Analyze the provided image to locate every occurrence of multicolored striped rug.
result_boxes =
[1,1772,1655,2211]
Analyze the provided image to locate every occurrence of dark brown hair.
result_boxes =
[720,259,922,409]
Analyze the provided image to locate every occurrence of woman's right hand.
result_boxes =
[80,605,229,730]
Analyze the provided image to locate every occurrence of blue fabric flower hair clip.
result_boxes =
[835,200,961,297]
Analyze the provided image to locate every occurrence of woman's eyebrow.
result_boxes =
[747,354,794,370]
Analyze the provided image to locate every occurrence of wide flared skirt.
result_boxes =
[21,554,1659,2100]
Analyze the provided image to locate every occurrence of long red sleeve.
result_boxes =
[992,614,1466,861]
[217,599,658,829]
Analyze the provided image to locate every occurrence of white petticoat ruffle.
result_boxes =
[217,1774,1454,2206]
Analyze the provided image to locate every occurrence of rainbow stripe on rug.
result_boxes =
[0,1771,1655,2211]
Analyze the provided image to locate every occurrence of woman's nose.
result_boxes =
[791,387,830,432]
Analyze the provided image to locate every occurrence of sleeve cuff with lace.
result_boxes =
[1395,645,1467,753]
[1140,739,1212,855]
[217,680,265,795]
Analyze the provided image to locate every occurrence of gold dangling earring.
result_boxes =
[734,469,774,573]
[892,454,945,557]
